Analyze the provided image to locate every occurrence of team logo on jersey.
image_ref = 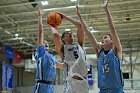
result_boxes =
[68,46,78,51]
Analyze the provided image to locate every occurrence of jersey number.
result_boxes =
[73,51,79,59]
[103,64,110,73]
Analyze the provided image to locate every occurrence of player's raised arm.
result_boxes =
[76,5,102,54]
[37,4,43,47]
[47,12,64,59]
[103,0,122,59]
[49,26,64,59]
[58,12,85,47]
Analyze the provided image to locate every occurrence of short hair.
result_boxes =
[61,31,72,44]
[44,40,48,44]
[44,40,49,47]
[106,34,112,39]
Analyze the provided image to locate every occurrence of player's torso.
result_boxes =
[63,43,85,65]
[36,52,56,81]
[63,43,87,77]
[97,49,123,89]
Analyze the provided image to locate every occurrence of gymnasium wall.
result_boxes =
[1,52,140,93]
[14,62,140,93]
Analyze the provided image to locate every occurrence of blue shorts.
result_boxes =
[99,87,124,93]
[32,82,54,93]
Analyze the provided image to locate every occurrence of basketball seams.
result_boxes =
[47,13,56,26]
[54,13,57,26]
[47,12,62,27]
[56,13,61,21]
[56,14,62,25]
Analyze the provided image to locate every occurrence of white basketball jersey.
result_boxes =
[63,42,87,78]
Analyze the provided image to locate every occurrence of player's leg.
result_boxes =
[32,83,39,93]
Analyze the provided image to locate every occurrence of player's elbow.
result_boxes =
[56,62,65,69]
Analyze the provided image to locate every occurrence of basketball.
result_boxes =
[47,12,62,27]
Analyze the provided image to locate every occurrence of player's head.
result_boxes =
[101,34,113,47]
[61,31,74,44]
[44,40,49,51]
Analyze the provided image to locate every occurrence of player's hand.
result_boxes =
[76,5,81,17]
[102,0,109,10]
[38,3,42,17]
[56,12,66,19]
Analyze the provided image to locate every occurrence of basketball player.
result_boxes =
[49,12,89,93]
[32,4,64,93]
[76,0,124,93]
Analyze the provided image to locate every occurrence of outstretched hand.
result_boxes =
[102,0,109,10]
[76,5,81,17]
[38,3,42,17]
[56,12,64,19]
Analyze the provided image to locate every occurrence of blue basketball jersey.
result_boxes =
[97,49,124,89]
[33,44,58,93]
[35,44,58,81]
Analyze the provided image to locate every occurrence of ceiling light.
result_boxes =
[89,27,94,32]
[15,33,18,37]
[41,1,48,5]
[89,27,93,29]
[91,30,99,33]
[65,29,70,31]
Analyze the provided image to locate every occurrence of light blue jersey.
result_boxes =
[97,49,124,93]
[32,44,58,93]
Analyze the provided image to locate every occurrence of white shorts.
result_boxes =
[64,78,89,93]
